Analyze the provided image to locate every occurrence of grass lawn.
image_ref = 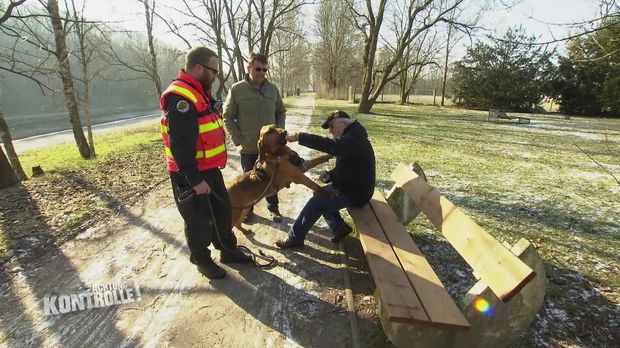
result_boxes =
[0,124,167,263]
[299,97,619,347]
[17,125,162,173]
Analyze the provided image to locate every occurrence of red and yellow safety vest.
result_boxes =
[160,71,227,172]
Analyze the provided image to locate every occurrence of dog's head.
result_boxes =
[258,124,288,161]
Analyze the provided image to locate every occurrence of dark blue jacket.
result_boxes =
[298,121,376,206]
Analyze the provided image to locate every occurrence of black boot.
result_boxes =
[220,247,253,264]
[196,260,226,279]
[269,208,283,223]
[330,223,353,243]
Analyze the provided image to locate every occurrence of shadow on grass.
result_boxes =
[0,183,137,347]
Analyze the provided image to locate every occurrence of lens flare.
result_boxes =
[473,297,495,317]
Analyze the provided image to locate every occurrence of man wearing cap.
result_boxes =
[276,110,376,248]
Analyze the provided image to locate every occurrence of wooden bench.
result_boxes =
[348,191,470,329]
[347,164,541,347]
[488,109,530,124]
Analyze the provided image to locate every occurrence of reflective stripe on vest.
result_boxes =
[160,79,227,172]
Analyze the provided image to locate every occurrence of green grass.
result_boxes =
[18,124,162,173]
[306,98,619,346]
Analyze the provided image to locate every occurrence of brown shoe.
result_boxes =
[330,223,353,243]
[275,237,304,249]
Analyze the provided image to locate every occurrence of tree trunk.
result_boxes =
[0,108,26,181]
[84,79,95,157]
[143,0,162,95]
[399,67,408,105]
[357,1,386,114]
[0,146,19,189]
[399,88,408,105]
[47,0,91,159]
[441,22,453,107]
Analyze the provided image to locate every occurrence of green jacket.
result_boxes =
[223,75,286,155]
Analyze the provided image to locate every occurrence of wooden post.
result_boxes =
[348,86,354,103]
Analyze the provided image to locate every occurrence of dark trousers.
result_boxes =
[288,184,351,242]
[171,169,237,264]
[240,153,279,212]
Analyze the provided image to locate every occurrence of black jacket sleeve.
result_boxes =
[164,93,202,186]
[298,132,356,157]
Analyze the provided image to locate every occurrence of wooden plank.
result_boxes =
[391,165,536,302]
[368,191,470,329]
[348,204,430,324]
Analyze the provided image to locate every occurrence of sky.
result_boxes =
[76,0,602,58]
[481,0,601,45]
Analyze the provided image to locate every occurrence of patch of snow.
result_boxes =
[570,171,610,180]
[75,226,101,240]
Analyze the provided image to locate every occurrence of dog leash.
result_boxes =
[178,188,277,269]
[203,194,277,269]
[216,161,281,210]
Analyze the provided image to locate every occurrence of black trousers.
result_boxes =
[240,153,279,211]
[171,169,237,264]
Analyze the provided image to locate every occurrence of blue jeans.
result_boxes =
[240,153,279,212]
[289,184,351,242]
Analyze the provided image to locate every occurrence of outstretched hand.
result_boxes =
[286,132,299,143]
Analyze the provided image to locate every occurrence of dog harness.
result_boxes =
[160,70,227,172]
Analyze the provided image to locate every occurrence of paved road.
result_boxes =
[3,112,160,154]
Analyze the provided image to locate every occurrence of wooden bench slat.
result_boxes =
[368,191,470,329]
[348,204,430,324]
[391,165,536,302]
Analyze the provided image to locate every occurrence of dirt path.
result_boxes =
[0,94,385,347]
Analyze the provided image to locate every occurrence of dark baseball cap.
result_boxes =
[321,110,350,129]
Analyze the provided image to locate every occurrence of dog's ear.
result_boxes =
[258,137,266,162]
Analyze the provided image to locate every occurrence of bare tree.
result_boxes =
[270,14,310,96]
[247,0,309,57]
[347,0,469,113]
[394,29,442,104]
[171,0,229,98]
[313,0,363,97]
[70,0,108,157]
[155,0,240,98]
[46,0,92,158]
[140,0,162,95]
[0,0,27,186]
[223,0,249,81]
[105,1,164,97]
[2,0,92,159]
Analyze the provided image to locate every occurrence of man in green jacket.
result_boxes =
[223,52,286,222]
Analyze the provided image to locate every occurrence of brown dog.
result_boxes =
[226,125,332,234]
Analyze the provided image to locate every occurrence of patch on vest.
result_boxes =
[176,100,190,113]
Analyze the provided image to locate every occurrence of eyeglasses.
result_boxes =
[253,67,269,72]
[200,64,219,75]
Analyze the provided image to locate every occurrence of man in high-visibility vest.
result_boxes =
[160,46,251,279]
